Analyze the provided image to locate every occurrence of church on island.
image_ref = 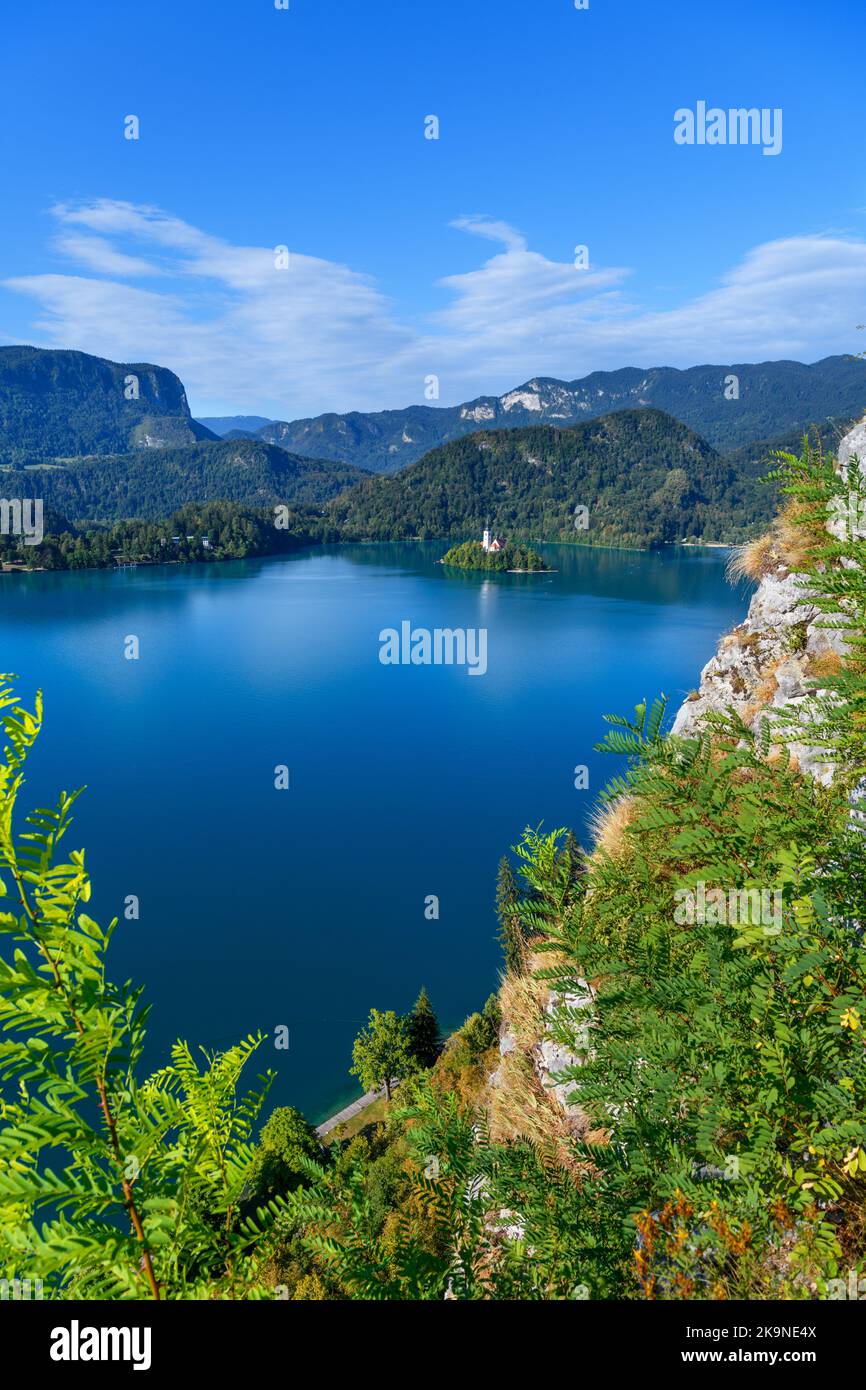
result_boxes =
[481,525,506,553]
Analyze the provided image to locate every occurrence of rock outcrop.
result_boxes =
[533,990,593,1120]
[670,568,847,783]
[672,415,866,783]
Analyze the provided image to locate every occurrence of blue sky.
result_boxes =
[1,0,864,417]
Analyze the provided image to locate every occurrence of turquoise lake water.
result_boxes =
[0,542,750,1122]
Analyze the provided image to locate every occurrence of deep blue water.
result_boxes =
[0,543,749,1123]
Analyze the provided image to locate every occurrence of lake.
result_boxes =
[0,542,749,1123]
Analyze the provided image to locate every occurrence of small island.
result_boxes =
[442,527,550,573]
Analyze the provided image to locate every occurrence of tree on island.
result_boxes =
[406,986,441,1068]
[441,540,549,572]
[350,1008,413,1101]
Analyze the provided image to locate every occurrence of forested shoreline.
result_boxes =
[0,500,339,572]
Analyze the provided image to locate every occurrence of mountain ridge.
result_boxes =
[212,356,866,474]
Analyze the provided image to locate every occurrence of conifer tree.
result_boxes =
[496,856,525,974]
[406,986,441,1068]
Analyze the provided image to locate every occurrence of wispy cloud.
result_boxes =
[4,199,866,417]
[52,234,164,279]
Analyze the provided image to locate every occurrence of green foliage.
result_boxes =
[405,987,441,1069]
[768,440,866,783]
[0,346,207,461]
[253,357,866,474]
[246,1107,322,1206]
[0,679,285,1298]
[289,1077,599,1299]
[3,431,864,1303]
[496,855,527,974]
[462,995,501,1058]
[513,825,585,945]
[350,1009,414,1102]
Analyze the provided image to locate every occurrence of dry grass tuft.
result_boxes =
[774,501,817,572]
[742,659,784,723]
[753,660,782,707]
[727,533,778,583]
[767,744,801,773]
[488,1048,579,1167]
[806,650,843,682]
[499,969,549,1053]
[728,501,822,585]
[589,794,639,861]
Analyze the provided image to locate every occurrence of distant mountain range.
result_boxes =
[197,414,276,437]
[1,345,864,545]
[197,356,866,475]
[327,408,780,549]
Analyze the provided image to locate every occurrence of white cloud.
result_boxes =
[3,199,866,417]
[53,234,164,279]
[450,216,529,253]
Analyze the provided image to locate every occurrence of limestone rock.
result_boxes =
[673,415,864,793]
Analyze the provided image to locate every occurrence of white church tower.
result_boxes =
[482,525,491,552]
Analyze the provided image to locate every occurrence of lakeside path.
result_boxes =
[316,1082,397,1138]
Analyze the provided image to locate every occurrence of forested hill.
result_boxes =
[0,345,217,461]
[245,355,866,475]
[0,439,368,523]
[327,408,778,548]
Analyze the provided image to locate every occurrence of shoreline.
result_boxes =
[1,533,739,580]
[315,1081,401,1141]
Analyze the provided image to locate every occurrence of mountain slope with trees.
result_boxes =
[0,346,217,460]
[328,408,778,548]
[0,438,367,523]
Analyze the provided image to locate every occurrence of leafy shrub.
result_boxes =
[0,679,285,1299]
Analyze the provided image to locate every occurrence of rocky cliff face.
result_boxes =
[670,569,846,782]
[672,414,865,788]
